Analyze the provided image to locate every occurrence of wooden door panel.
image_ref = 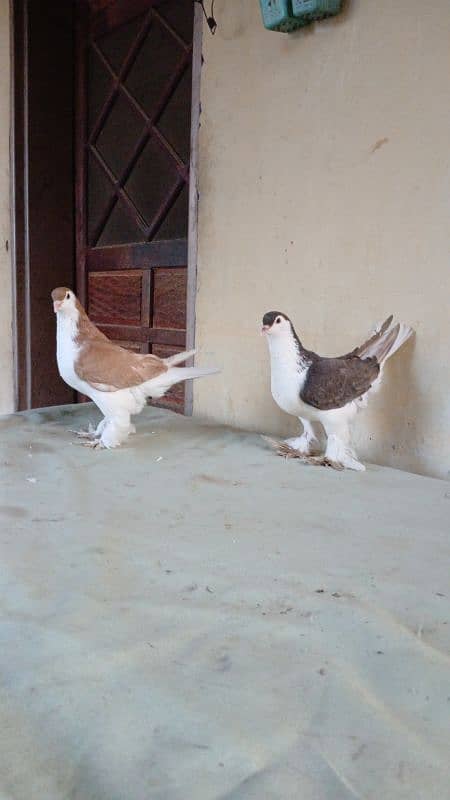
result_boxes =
[152,343,185,410]
[152,268,187,329]
[88,270,144,325]
[95,324,186,347]
[76,0,194,411]
[115,340,144,353]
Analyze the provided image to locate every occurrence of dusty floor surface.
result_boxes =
[0,404,449,800]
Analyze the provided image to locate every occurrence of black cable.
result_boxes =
[194,0,217,34]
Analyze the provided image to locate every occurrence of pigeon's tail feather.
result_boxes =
[369,323,401,363]
[358,319,414,364]
[166,365,220,383]
[141,365,220,400]
[352,315,393,358]
[163,349,196,367]
[378,322,414,363]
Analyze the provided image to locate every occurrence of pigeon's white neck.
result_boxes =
[55,306,84,393]
[56,306,80,336]
[266,328,304,372]
[265,326,310,417]
[56,308,81,364]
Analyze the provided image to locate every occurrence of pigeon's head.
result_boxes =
[261,311,292,338]
[51,287,77,316]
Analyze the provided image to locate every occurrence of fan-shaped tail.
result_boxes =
[357,317,414,364]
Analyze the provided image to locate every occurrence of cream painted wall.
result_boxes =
[0,0,13,415]
[194,0,450,480]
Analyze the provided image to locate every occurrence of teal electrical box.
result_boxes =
[260,0,342,32]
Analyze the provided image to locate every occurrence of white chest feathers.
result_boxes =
[56,313,85,393]
[267,334,308,417]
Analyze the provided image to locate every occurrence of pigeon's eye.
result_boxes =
[276,317,281,324]
[66,292,70,299]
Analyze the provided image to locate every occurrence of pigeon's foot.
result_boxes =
[324,435,366,472]
[337,452,366,472]
[68,422,97,439]
[263,437,331,468]
[81,438,105,450]
[283,434,322,457]
[262,436,365,471]
[75,418,131,449]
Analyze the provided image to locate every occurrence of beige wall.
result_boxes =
[194,0,450,480]
[0,0,13,415]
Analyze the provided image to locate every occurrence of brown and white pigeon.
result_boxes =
[262,311,414,471]
[52,287,219,448]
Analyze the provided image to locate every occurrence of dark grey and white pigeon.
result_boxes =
[262,311,413,471]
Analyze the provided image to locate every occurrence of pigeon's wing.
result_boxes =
[301,356,380,410]
[75,339,167,391]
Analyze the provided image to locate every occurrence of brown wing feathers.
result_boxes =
[300,316,400,410]
[66,295,168,391]
[301,356,380,410]
[75,340,167,392]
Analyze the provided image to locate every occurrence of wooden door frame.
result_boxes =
[11,0,203,415]
[185,1,203,415]
[11,0,76,411]
[10,0,28,410]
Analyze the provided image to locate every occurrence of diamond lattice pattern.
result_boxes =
[87,2,193,247]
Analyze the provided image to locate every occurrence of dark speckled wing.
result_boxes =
[300,356,380,410]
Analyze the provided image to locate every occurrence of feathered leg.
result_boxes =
[83,413,133,449]
[284,419,322,455]
[69,420,103,440]
[322,418,365,472]
[70,417,109,440]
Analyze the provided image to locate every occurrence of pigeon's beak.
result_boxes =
[53,300,63,313]
[261,325,270,335]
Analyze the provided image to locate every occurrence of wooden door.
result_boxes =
[76,0,195,411]
[13,0,76,409]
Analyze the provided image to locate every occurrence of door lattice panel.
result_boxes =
[76,0,194,412]
[88,1,192,247]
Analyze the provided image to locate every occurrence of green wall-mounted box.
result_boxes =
[260,0,342,32]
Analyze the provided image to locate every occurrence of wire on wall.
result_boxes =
[194,0,217,34]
